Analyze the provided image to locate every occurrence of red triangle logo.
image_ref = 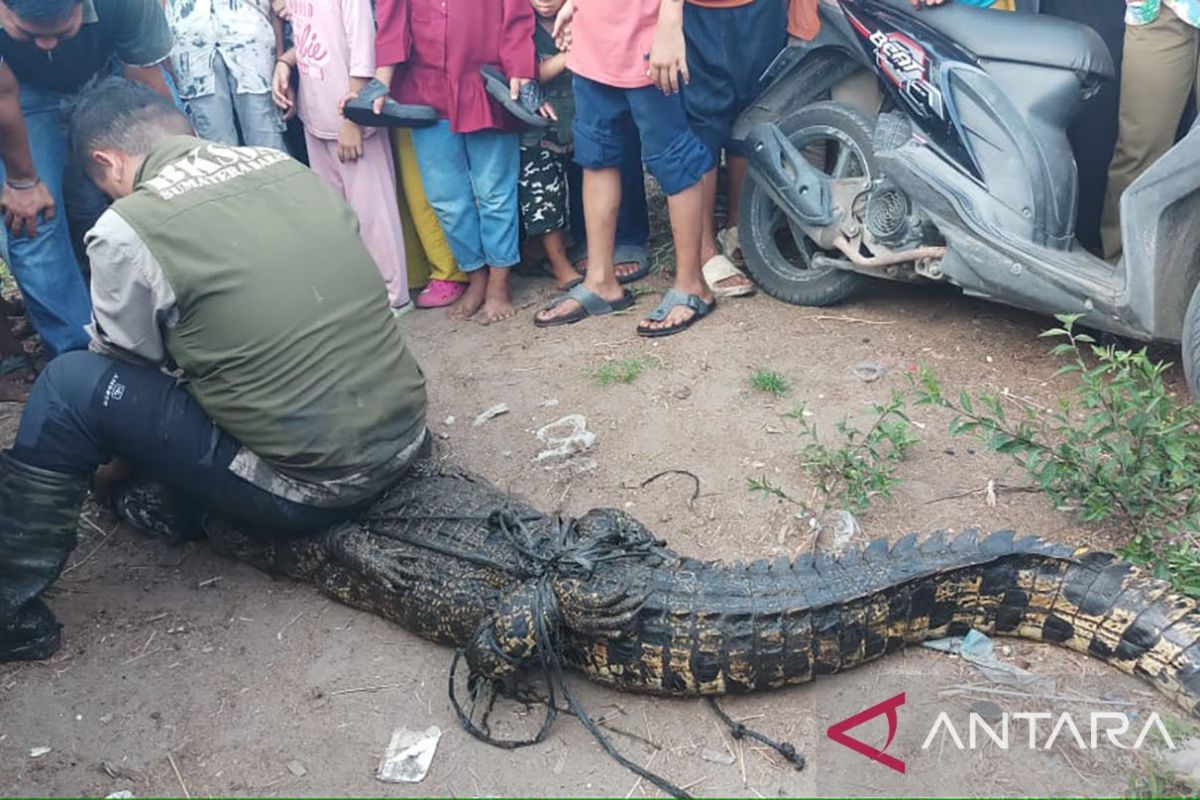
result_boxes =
[826,691,907,774]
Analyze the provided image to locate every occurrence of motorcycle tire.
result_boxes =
[740,101,876,308]
[1181,281,1200,400]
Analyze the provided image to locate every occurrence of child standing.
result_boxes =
[272,0,411,313]
[521,0,581,290]
[534,0,717,336]
[364,0,537,324]
[165,0,287,150]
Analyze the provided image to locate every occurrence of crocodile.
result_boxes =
[199,460,1200,722]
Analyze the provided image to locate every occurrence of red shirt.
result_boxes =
[375,0,536,134]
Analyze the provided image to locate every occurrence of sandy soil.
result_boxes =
[1,271,1194,797]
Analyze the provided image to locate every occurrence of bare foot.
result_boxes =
[712,272,754,292]
[479,268,517,324]
[550,265,583,290]
[449,271,488,320]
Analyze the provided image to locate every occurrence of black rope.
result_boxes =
[441,508,691,797]
[708,697,806,770]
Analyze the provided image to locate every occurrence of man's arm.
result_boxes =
[124,63,174,99]
[86,210,176,367]
[115,0,175,99]
[0,61,57,239]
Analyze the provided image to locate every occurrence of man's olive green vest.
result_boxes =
[113,136,425,478]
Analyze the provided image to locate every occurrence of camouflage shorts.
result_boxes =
[519,144,569,237]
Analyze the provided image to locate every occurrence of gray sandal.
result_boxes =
[636,288,716,338]
[534,283,635,328]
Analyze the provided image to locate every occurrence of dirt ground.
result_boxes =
[2,270,1197,797]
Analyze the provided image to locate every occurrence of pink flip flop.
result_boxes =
[415,279,467,309]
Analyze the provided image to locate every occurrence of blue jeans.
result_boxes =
[13,351,360,534]
[0,85,95,357]
[183,51,286,150]
[409,121,520,271]
[572,75,713,196]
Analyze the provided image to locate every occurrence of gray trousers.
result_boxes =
[184,50,286,151]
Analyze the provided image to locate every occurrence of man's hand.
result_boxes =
[553,0,575,51]
[647,12,688,94]
[272,0,291,20]
[338,120,364,162]
[91,457,133,508]
[2,180,55,239]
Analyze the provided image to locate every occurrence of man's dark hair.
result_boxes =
[70,78,193,179]
[4,0,82,23]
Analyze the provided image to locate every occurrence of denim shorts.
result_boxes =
[681,0,788,156]
[572,74,714,196]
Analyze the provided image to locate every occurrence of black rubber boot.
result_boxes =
[0,451,89,662]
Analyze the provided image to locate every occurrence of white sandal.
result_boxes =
[702,254,756,298]
[717,226,743,264]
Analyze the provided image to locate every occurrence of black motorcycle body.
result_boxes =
[735,0,1200,392]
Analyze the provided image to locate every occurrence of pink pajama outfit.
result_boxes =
[289,0,409,308]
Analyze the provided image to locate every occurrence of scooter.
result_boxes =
[734,0,1200,395]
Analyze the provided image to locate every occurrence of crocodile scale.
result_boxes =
[203,461,1200,717]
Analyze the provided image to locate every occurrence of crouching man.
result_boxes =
[0,78,427,662]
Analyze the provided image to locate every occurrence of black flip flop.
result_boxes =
[534,283,635,328]
[480,65,551,129]
[637,288,716,338]
[343,77,438,128]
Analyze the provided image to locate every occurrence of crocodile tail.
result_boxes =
[860,531,1200,717]
[998,545,1200,716]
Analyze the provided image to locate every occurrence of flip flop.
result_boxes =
[534,283,635,328]
[480,65,551,129]
[702,254,756,298]
[343,77,438,128]
[637,288,716,338]
[570,244,652,285]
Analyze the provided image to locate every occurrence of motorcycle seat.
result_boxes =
[875,0,1115,81]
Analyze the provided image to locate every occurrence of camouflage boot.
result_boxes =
[0,452,89,662]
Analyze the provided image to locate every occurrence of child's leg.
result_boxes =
[231,88,288,152]
[393,129,467,286]
[410,121,488,319]
[464,130,521,324]
[627,85,715,332]
[534,76,633,324]
[521,144,579,288]
[303,132,346,196]
[683,0,782,288]
[184,53,240,147]
[340,133,411,309]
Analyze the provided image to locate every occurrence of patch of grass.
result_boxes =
[789,393,919,514]
[913,313,1200,594]
[749,394,919,518]
[590,356,659,387]
[750,368,790,397]
[748,475,795,503]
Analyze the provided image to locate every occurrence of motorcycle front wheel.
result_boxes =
[740,101,876,308]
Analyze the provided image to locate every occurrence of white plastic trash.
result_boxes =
[535,415,596,461]
[376,725,441,783]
